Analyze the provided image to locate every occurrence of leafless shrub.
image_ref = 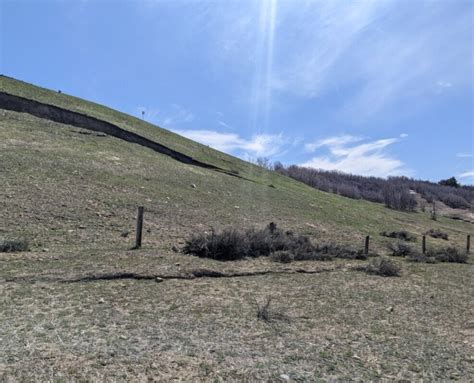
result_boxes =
[255,296,287,322]
[274,165,473,211]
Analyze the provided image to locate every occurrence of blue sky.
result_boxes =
[1,0,473,183]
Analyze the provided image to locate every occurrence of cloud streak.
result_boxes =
[173,129,285,158]
[301,134,408,177]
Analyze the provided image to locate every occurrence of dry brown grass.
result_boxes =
[1,248,473,381]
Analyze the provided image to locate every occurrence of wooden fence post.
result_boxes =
[467,235,471,254]
[364,236,370,255]
[422,235,426,254]
[135,206,144,249]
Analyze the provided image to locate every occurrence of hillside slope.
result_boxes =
[1,76,473,382]
[0,76,472,253]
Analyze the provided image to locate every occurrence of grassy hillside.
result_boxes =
[0,76,471,253]
[1,77,473,381]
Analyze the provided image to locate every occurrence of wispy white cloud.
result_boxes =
[457,153,473,158]
[435,80,453,94]
[173,129,285,158]
[304,135,363,153]
[459,171,474,184]
[460,171,474,178]
[301,134,409,177]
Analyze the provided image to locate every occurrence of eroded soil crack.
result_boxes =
[0,91,252,182]
[4,265,354,284]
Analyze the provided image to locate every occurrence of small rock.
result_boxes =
[155,277,164,283]
[146,228,152,233]
[172,245,179,253]
[280,374,290,381]
[386,306,394,313]
[121,231,130,238]
[42,248,49,252]
[98,298,105,304]
[175,263,180,267]
[191,184,197,189]
[78,225,86,229]
[234,205,240,209]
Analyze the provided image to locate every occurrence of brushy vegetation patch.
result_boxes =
[425,229,449,240]
[381,230,416,242]
[365,258,401,277]
[184,223,376,262]
[389,242,417,257]
[275,165,473,211]
[389,241,468,264]
[0,239,29,253]
[427,247,468,264]
[183,223,322,261]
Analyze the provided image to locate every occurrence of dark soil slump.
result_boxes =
[0,91,236,176]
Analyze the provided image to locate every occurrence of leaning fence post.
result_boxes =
[364,235,370,255]
[467,235,471,254]
[134,206,144,249]
[422,235,426,254]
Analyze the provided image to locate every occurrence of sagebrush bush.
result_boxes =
[183,228,249,261]
[366,258,401,277]
[381,230,416,242]
[389,242,416,257]
[0,239,29,253]
[184,223,320,261]
[271,251,293,263]
[427,247,468,263]
[406,253,438,264]
[184,223,380,262]
[425,229,449,240]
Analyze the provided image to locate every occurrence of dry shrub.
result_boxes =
[389,242,417,257]
[366,257,401,277]
[0,239,29,253]
[255,296,287,322]
[425,229,449,241]
[184,223,322,261]
[184,223,379,262]
[427,247,468,263]
[271,251,293,263]
[381,230,416,242]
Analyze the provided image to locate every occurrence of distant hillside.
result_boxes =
[275,164,473,212]
[1,76,472,254]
